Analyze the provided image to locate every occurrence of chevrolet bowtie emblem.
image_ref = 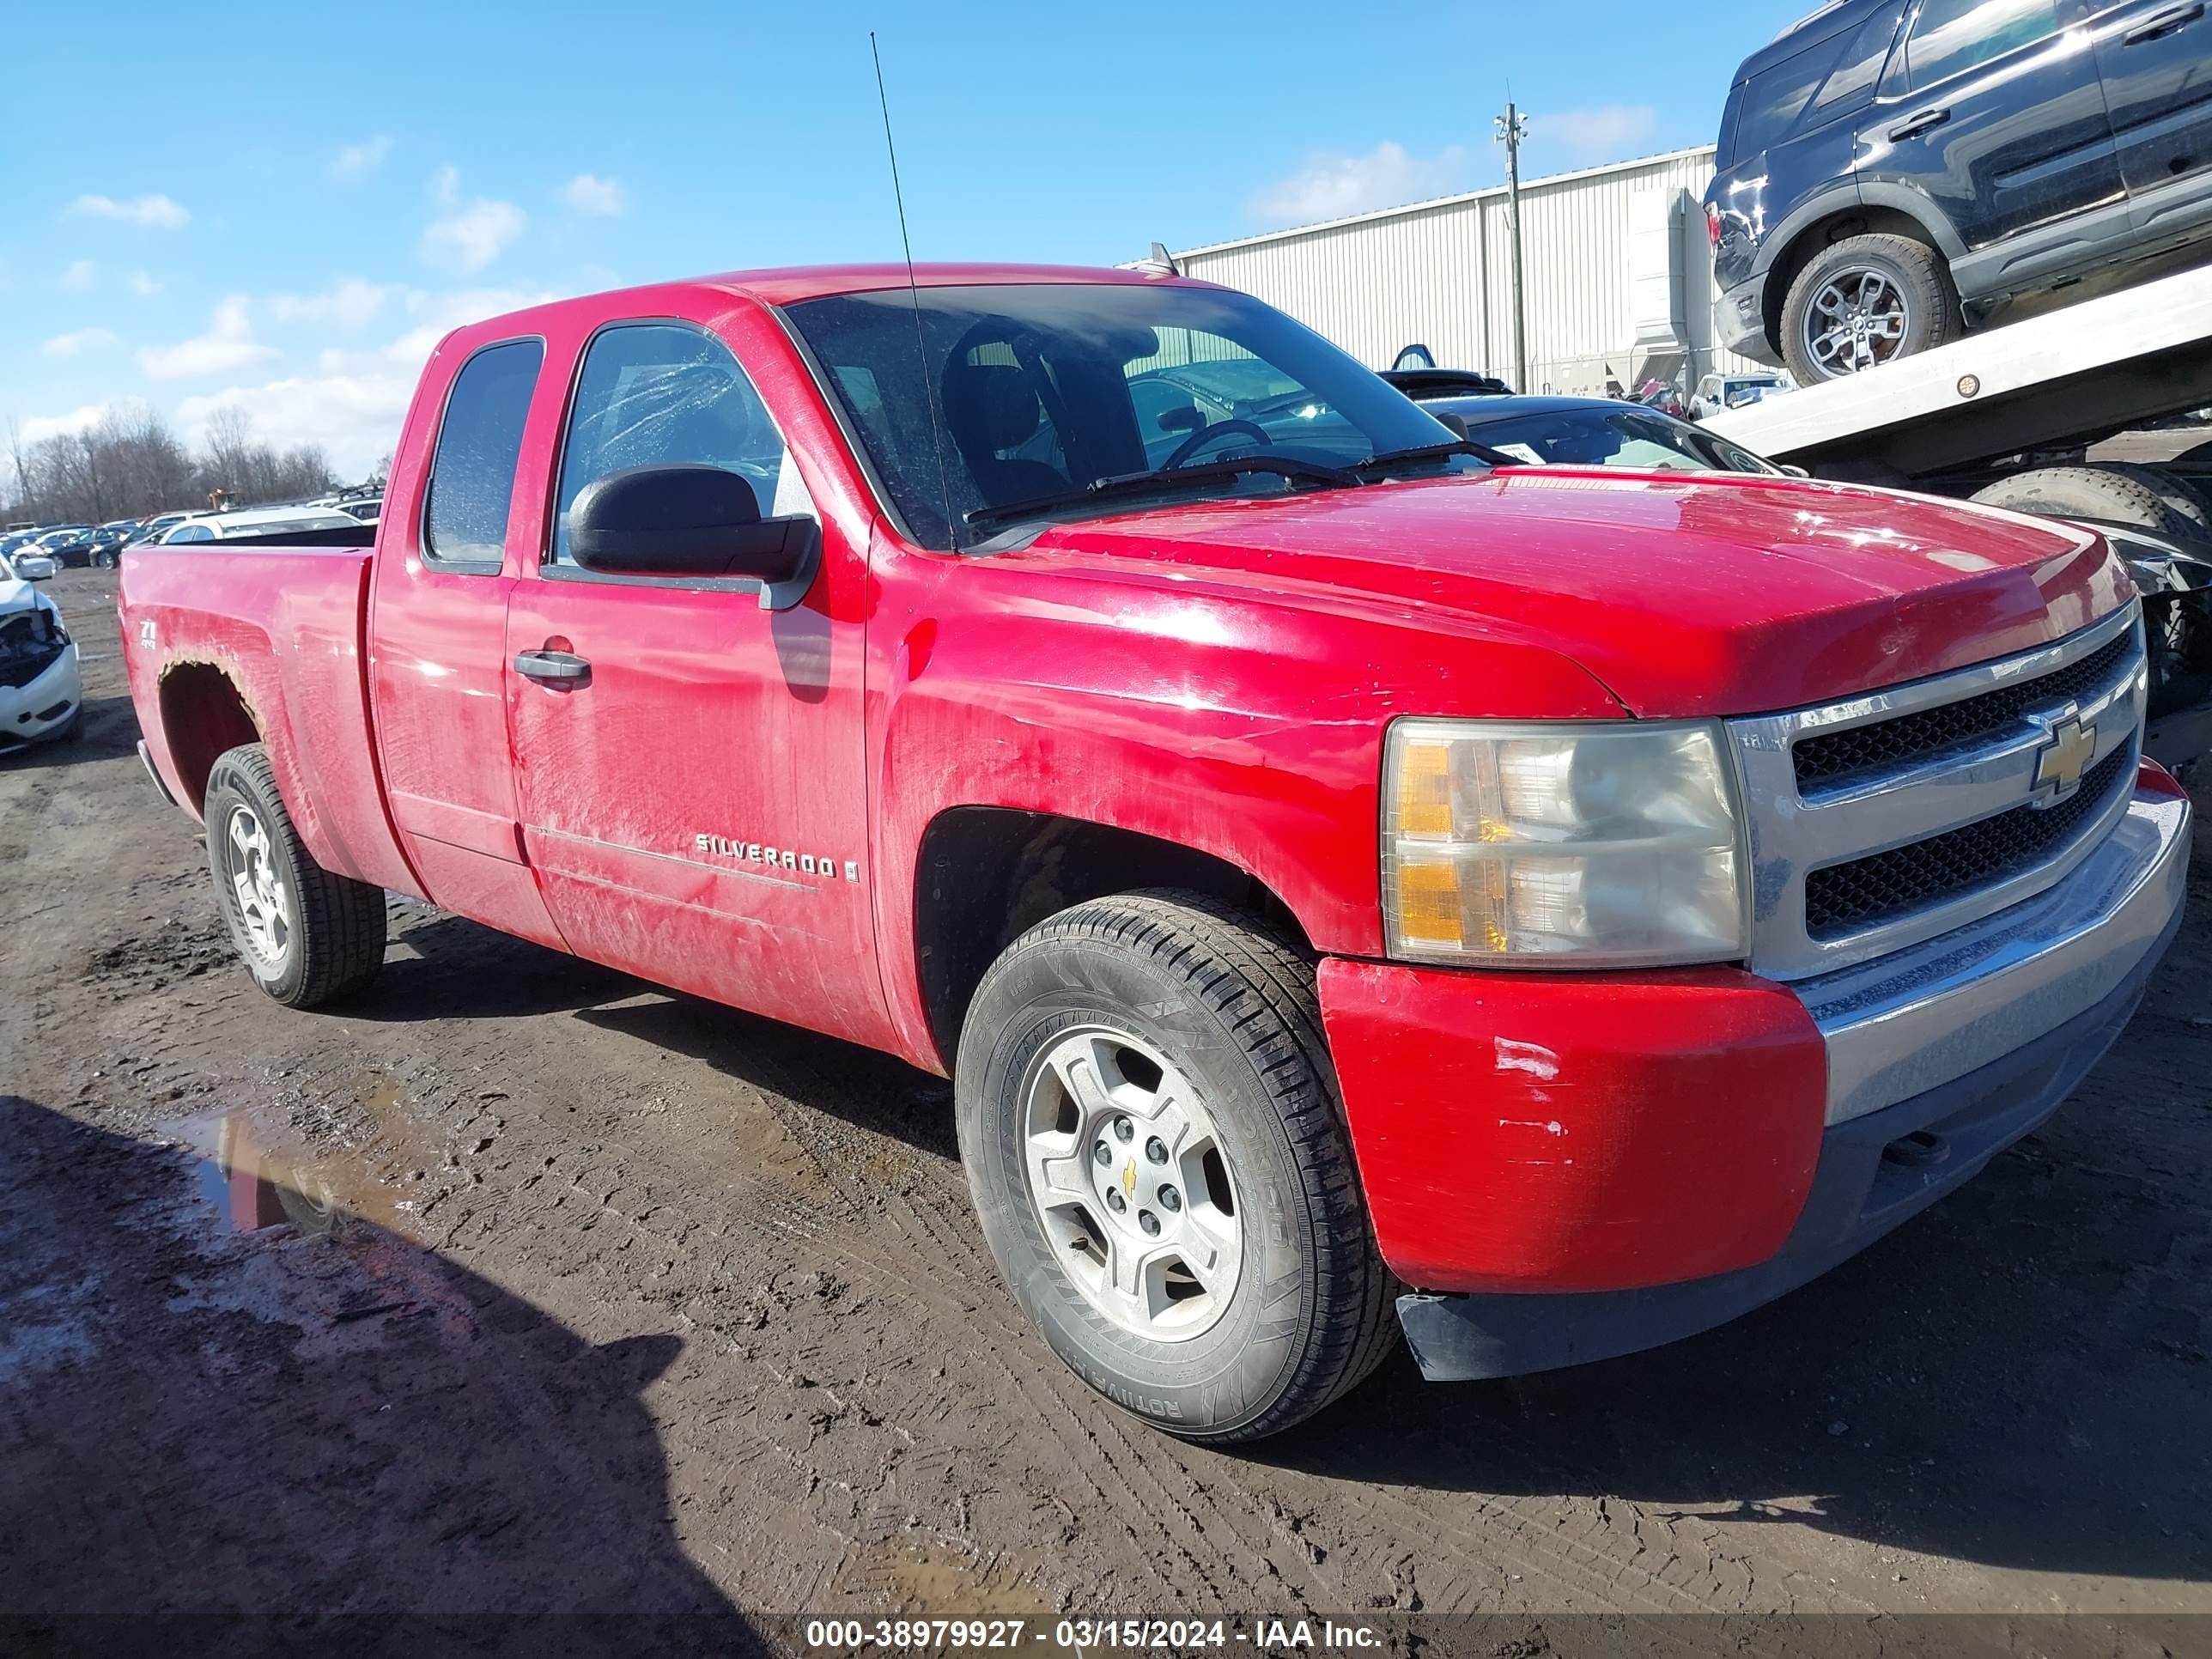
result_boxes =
[2034,714,2096,802]
[1121,1161,1138,1200]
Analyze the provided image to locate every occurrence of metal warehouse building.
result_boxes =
[1170,146,1760,397]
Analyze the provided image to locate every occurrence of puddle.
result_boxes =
[179,1109,405,1237]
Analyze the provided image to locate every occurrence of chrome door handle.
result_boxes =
[2126,1,2202,41]
[514,649,591,686]
[1887,106,1952,140]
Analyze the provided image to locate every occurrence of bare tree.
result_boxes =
[0,404,337,526]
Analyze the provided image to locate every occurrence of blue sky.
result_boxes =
[3,0,1809,478]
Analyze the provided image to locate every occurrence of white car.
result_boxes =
[157,507,363,544]
[1690,372,1793,421]
[0,552,83,751]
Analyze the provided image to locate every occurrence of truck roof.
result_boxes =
[459,264,1214,345]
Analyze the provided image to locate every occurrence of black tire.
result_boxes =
[203,743,386,1007]
[1969,462,2198,538]
[956,890,1395,1443]
[92,550,116,569]
[2094,461,2212,535]
[1969,465,2204,712]
[1781,232,1961,384]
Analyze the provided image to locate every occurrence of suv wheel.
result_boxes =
[1782,233,1961,383]
[956,890,1396,1442]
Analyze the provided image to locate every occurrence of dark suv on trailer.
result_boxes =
[1707,0,2212,383]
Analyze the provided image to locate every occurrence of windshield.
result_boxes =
[782,282,1470,548]
[1464,405,1781,473]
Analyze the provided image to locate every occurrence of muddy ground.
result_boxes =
[3,566,2209,1648]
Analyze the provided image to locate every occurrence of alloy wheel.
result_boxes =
[223,804,292,967]
[1019,1025,1243,1341]
[1802,267,1911,377]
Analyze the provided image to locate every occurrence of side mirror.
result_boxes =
[1780,463,1810,478]
[1156,405,1205,435]
[568,463,818,609]
[1432,410,1471,441]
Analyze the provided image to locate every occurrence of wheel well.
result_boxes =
[156,663,260,815]
[914,807,1311,1067]
[1764,207,1938,342]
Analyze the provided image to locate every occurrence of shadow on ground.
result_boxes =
[376,907,2211,1587]
[0,1095,767,1653]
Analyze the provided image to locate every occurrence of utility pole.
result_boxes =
[1495,102,1529,392]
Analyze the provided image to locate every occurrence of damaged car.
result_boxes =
[0,552,83,751]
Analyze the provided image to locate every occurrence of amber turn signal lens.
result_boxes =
[1395,740,1453,837]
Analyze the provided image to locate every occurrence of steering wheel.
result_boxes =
[1162,418,1273,470]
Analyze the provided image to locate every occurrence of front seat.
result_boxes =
[941,359,1069,507]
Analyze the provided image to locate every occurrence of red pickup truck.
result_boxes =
[120,264,2191,1441]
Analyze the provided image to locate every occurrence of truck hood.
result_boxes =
[1025,469,2130,717]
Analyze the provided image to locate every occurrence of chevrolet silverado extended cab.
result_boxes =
[119,265,2191,1441]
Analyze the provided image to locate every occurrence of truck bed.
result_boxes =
[118,540,415,896]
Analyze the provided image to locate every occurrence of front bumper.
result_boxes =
[1319,767,2190,1380]
[0,641,82,751]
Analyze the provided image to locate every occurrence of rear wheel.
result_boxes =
[204,744,386,1008]
[1969,462,2198,538]
[955,890,1395,1442]
[1970,464,2207,713]
[2095,461,2212,534]
[1782,233,1961,383]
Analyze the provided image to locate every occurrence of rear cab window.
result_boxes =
[422,337,544,570]
[1721,0,1905,163]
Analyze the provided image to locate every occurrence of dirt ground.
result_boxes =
[3,566,2210,1648]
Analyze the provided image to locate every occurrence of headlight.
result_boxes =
[1382,719,1748,968]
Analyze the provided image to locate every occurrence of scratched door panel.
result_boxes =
[505,547,886,1049]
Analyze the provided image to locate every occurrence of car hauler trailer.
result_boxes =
[1707,260,2212,778]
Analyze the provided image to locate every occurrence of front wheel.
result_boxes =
[956,891,1395,1442]
[1781,233,1961,383]
[204,744,386,1007]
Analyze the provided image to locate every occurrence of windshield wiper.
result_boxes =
[964,454,1361,532]
[1355,438,1523,475]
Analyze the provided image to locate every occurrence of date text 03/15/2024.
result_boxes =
[800,1618,1385,1650]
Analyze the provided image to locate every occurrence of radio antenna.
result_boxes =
[871,32,961,550]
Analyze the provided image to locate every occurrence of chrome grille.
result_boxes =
[1792,628,2134,790]
[1726,604,2148,981]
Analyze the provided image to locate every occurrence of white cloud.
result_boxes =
[563,173,625,216]
[382,285,561,368]
[270,278,393,330]
[1249,142,1472,227]
[138,296,276,380]
[129,270,162,297]
[421,167,526,273]
[1534,104,1660,163]
[20,404,112,445]
[67,192,190,228]
[331,135,394,182]
[41,327,120,359]
[61,259,97,292]
[179,373,416,481]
